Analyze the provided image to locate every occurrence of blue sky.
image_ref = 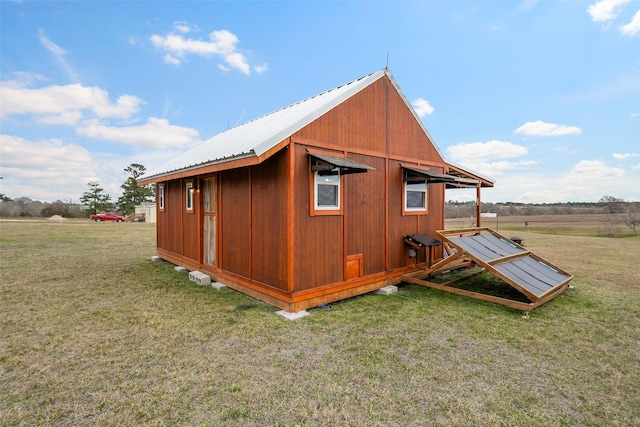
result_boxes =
[1,0,638,204]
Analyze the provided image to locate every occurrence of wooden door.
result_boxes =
[202,177,217,266]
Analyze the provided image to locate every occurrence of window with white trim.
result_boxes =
[314,168,340,210]
[158,184,165,210]
[404,181,427,212]
[185,181,194,211]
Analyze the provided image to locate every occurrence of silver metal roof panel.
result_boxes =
[143,70,389,180]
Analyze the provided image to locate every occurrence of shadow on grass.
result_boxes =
[429,267,532,304]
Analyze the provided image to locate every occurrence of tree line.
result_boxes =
[0,163,154,219]
[445,196,640,218]
[446,196,639,236]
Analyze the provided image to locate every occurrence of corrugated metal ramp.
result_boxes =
[402,228,573,313]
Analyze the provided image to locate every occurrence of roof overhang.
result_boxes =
[445,162,494,188]
[137,151,259,185]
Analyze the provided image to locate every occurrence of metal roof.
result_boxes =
[141,69,451,181]
[142,70,385,180]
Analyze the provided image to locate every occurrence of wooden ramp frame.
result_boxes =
[402,228,573,313]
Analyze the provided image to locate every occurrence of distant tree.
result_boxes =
[80,181,113,215]
[13,197,43,217]
[0,193,12,202]
[116,164,155,216]
[0,200,21,217]
[598,195,625,214]
[41,200,73,218]
[621,203,640,237]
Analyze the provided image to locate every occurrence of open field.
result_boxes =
[1,218,639,426]
[446,213,637,238]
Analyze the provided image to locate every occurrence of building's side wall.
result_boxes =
[156,179,199,265]
[291,75,447,293]
[220,168,252,277]
[250,151,289,290]
[345,153,387,275]
[217,150,289,291]
[293,145,345,291]
[299,78,388,154]
[155,74,448,308]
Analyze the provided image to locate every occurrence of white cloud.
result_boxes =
[621,9,640,35]
[38,29,66,55]
[0,134,101,200]
[447,140,528,162]
[38,111,84,126]
[173,21,197,34]
[514,120,582,136]
[0,81,143,121]
[38,29,78,83]
[446,140,533,176]
[613,152,638,159]
[482,160,626,203]
[127,35,143,47]
[75,117,200,149]
[254,63,269,74]
[411,98,435,118]
[587,0,631,22]
[163,54,181,65]
[149,29,252,75]
[568,160,625,180]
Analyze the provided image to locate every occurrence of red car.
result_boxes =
[91,213,125,222]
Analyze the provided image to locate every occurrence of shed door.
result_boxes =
[202,177,217,266]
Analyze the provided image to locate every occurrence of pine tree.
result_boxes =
[116,164,155,216]
[80,181,113,215]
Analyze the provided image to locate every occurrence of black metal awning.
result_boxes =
[402,165,456,184]
[310,153,377,175]
[404,233,443,248]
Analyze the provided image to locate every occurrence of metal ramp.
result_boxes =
[402,228,573,314]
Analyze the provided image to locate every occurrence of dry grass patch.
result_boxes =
[1,219,639,426]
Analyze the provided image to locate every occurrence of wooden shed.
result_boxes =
[138,69,493,312]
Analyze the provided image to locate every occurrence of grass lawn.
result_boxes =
[1,218,639,426]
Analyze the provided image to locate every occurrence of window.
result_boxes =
[158,184,165,211]
[314,169,340,210]
[185,181,194,211]
[308,151,375,216]
[404,181,427,212]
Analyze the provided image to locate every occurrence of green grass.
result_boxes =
[446,213,638,238]
[1,219,639,426]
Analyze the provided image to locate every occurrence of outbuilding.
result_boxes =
[138,69,493,312]
[134,202,156,223]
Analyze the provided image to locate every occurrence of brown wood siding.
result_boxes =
[345,154,386,275]
[220,168,251,277]
[156,183,169,251]
[251,150,288,290]
[387,83,444,163]
[294,79,388,154]
[154,74,451,305]
[166,180,184,255]
[387,159,419,269]
[293,145,343,291]
[182,182,199,263]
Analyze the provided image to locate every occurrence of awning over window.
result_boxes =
[446,162,494,188]
[402,165,456,184]
[402,164,482,188]
[310,153,377,175]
